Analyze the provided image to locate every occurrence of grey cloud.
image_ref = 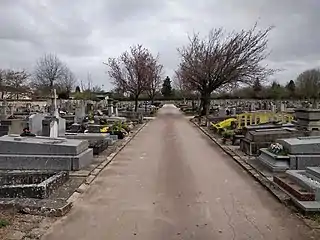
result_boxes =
[0,0,319,89]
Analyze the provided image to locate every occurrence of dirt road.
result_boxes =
[42,104,319,240]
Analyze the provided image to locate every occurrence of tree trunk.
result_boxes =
[200,93,210,117]
[134,96,139,112]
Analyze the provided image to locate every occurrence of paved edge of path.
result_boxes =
[190,119,320,230]
[67,121,149,205]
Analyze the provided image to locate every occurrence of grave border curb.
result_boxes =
[67,121,149,204]
[191,119,320,230]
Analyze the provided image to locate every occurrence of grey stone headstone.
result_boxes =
[29,113,46,136]
[280,102,286,112]
[108,104,113,116]
[58,116,66,136]
[0,105,7,120]
[250,103,255,111]
[74,103,86,123]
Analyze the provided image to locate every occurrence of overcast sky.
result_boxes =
[0,0,319,90]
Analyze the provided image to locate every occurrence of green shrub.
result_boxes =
[0,219,10,228]
[108,121,130,134]
[222,130,234,139]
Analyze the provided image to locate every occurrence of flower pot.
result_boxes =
[115,131,125,139]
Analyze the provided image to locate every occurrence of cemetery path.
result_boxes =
[42,104,319,240]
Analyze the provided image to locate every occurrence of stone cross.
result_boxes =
[53,89,59,118]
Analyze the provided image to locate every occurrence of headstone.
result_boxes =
[8,105,14,116]
[113,101,118,117]
[250,103,255,112]
[263,101,268,110]
[86,103,93,114]
[280,102,286,112]
[26,103,31,111]
[28,114,46,136]
[231,107,236,116]
[57,116,66,136]
[42,116,65,137]
[0,119,27,136]
[0,101,7,120]
[108,99,114,116]
[65,100,73,113]
[74,101,86,123]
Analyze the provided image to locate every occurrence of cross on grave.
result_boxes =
[53,89,59,118]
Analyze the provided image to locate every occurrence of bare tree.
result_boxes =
[3,69,30,99]
[79,73,92,92]
[74,73,103,100]
[0,69,6,99]
[145,55,163,103]
[32,53,67,96]
[296,68,320,103]
[57,68,76,94]
[177,23,275,116]
[105,44,156,111]
[173,69,193,100]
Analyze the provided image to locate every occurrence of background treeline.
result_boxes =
[216,68,320,100]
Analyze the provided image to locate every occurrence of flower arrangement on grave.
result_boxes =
[87,111,95,123]
[100,126,109,133]
[268,143,284,155]
[107,121,129,139]
[221,130,234,144]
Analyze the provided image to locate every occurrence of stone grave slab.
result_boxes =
[0,171,68,198]
[257,148,290,172]
[240,127,302,156]
[278,137,320,155]
[65,133,111,155]
[0,135,93,171]
[0,135,89,156]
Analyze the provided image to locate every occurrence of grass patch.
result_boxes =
[0,219,10,228]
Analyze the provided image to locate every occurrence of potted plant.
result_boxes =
[222,130,234,144]
[107,122,124,139]
[122,122,131,133]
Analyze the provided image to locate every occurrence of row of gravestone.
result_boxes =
[233,108,320,211]
[0,113,66,137]
[180,99,320,112]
